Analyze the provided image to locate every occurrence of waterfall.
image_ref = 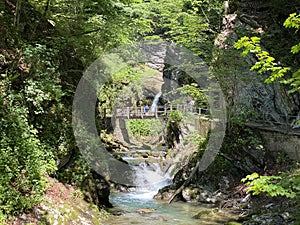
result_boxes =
[132,162,171,199]
[151,92,162,112]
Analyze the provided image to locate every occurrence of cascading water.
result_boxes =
[151,91,162,112]
[110,161,171,208]
[107,157,236,225]
[131,162,172,198]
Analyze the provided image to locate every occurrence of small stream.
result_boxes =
[102,160,237,225]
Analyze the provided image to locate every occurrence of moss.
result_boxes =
[192,210,213,219]
[42,193,109,224]
[225,222,242,225]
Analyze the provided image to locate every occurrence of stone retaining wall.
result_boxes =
[258,130,300,161]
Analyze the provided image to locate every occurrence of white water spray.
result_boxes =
[132,162,172,200]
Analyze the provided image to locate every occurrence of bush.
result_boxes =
[0,84,56,216]
[166,111,183,148]
[242,167,300,198]
[127,119,162,138]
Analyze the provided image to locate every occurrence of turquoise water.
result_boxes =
[101,159,237,224]
[102,191,236,225]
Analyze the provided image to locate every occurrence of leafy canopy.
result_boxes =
[234,13,300,93]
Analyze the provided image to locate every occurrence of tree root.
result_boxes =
[168,161,200,204]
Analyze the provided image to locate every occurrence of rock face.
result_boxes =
[155,148,240,203]
[155,0,300,206]
[214,14,300,127]
[212,0,300,170]
[81,173,112,208]
[140,41,166,72]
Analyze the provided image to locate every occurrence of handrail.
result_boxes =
[104,104,209,119]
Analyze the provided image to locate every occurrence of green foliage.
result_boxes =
[127,119,162,138]
[0,20,73,217]
[0,84,56,215]
[169,83,209,108]
[283,13,300,31]
[0,211,6,224]
[20,44,74,160]
[167,110,183,126]
[234,36,290,83]
[136,0,224,59]
[166,111,183,148]
[183,131,205,147]
[242,168,300,198]
[28,0,153,65]
[57,154,92,186]
[234,13,300,93]
[98,65,149,116]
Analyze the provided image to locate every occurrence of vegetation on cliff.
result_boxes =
[0,0,299,224]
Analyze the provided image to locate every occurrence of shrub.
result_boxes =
[127,119,162,138]
[241,168,300,198]
[0,83,56,216]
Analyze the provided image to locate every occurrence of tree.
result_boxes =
[28,0,153,66]
[234,13,300,93]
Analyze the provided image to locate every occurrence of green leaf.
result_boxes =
[291,43,300,54]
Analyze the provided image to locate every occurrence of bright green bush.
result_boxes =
[0,93,56,215]
[242,168,300,198]
[127,119,162,138]
[0,43,64,216]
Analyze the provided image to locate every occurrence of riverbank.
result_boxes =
[6,170,299,225]
[7,177,109,225]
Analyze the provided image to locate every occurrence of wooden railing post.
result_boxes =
[141,106,143,119]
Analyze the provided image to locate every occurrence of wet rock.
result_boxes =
[242,214,287,225]
[192,210,212,219]
[141,152,149,158]
[110,182,135,192]
[182,186,226,203]
[182,187,201,202]
[136,208,156,214]
[81,173,112,208]
[154,186,176,200]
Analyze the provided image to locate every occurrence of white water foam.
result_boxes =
[132,162,172,200]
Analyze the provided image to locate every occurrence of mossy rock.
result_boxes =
[192,210,212,219]
[225,222,243,225]
[44,197,109,225]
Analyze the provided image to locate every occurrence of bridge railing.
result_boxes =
[111,104,209,119]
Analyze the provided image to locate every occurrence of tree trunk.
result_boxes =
[14,0,21,27]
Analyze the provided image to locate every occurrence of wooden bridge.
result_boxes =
[106,104,209,119]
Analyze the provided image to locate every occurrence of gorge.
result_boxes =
[1,0,300,224]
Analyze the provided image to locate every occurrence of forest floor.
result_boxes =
[7,177,109,225]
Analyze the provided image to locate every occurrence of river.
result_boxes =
[101,161,238,225]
